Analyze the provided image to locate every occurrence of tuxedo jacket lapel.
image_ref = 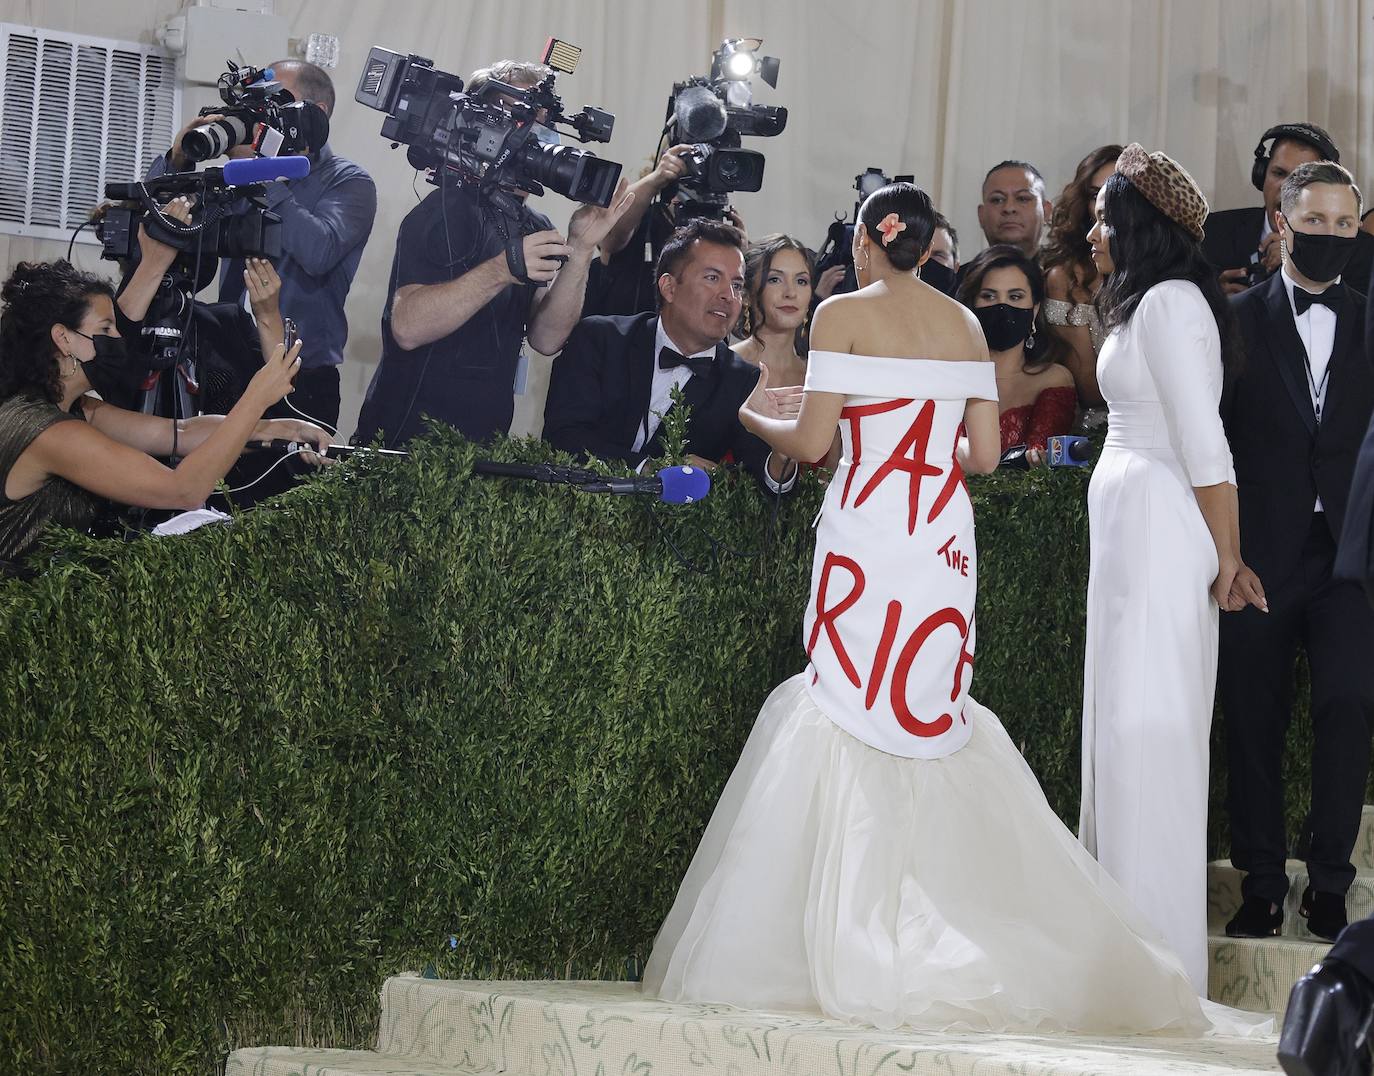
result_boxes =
[622,315,660,449]
[1258,273,1317,437]
[1325,285,1364,433]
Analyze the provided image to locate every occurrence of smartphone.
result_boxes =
[283,316,298,353]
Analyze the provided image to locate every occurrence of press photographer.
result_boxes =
[104,194,325,460]
[153,59,376,429]
[585,38,785,318]
[0,260,324,565]
[351,42,632,447]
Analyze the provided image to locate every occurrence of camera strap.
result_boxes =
[485,197,538,286]
[503,230,532,285]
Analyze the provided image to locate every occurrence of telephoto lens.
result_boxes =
[181,115,251,163]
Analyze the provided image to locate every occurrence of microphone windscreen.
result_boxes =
[223,154,312,186]
[1067,436,1092,462]
[674,85,728,143]
[657,465,711,504]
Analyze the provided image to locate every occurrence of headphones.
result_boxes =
[1251,123,1340,191]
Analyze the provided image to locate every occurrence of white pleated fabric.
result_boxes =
[643,676,1270,1036]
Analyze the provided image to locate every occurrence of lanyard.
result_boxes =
[1304,353,1331,424]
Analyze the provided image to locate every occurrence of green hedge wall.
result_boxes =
[0,432,1335,1073]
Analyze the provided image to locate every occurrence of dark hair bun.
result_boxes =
[860,182,937,272]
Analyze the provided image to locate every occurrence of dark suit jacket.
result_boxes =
[1225,272,1374,588]
[542,312,784,490]
[1204,206,1374,295]
[1335,304,1374,603]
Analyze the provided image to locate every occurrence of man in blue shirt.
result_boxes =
[156,60,377,430]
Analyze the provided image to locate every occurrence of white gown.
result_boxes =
[1080,280,1236,994]
[644,349,1268,1036]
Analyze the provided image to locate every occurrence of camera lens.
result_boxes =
[181,115,251,163]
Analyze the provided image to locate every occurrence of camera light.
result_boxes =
[725,50,755,79]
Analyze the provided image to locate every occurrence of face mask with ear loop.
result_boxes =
[1281,216,1359,283]
[66,328,146,401]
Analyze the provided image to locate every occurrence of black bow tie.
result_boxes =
[1294,287,1343,317]
[658,346,714,379]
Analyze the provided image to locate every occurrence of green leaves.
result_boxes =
[0,447,1344,1073]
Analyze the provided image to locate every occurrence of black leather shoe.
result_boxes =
[1227,896,1284,937]
[1279,958,1373,1076]
[1302,888,1351,943]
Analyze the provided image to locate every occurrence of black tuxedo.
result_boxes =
[1203,206,1374,295]
[542,312,786,490]
[1220,271,1374,906]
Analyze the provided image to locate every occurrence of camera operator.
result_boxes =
[355,59,632,448]
[155,60,376,429]
[0,260,325,564]
[107,196,327,462]
[584,144,749,318]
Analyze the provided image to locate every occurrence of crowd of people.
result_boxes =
[0,50,1372,1063]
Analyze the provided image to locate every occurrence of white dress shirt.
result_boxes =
[1280,263,1339,511]
[633,320,797,493]
[632,321,711,453]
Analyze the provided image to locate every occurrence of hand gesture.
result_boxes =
[516,229,575,285]
[1226,562,1268,613]
[684,453,718,473]
[247,339,303,408]
[566,178,636,256]
[814,265,846,299]
[243,258,282,320]
[1211,558,1241,611]
[742,361,801,422]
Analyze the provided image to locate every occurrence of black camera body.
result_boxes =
[181,61,329,163]
[354,42,622,207]
[665,39,787,219]
[815,167,914,294]
[97,168,282,264]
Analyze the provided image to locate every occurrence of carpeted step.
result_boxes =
[1208,934,1331,1017]
[1355,805,1374,869]
[225,1047,474,1075]
[224,976,1280,1076]
[1208,860,1374,940]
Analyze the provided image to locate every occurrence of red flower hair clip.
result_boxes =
[876,213,907,246]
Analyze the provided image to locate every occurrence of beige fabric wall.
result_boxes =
[3,0,1373,440]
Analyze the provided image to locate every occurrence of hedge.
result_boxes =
[0,428,1341,1073]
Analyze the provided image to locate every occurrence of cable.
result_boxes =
[280,393,337,436]
[222,446,312,494]
[65,218,95,262]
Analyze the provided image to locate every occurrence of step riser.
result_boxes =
[1208,936,1331,1017]
[1356,806,1374,870]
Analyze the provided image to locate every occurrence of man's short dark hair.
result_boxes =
[654,219,747,306]
[272,59,336,116]
[983,159,1045,194]
[933,211,959,260]
[1280,160,1363,217]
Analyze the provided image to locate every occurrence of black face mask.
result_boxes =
[71,329,144,404]
[922,258,957,297]
[973,303,1035,352]
[1283,217,1358,283]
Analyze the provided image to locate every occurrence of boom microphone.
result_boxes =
[223,155,312,186]
[578,465,711,504]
